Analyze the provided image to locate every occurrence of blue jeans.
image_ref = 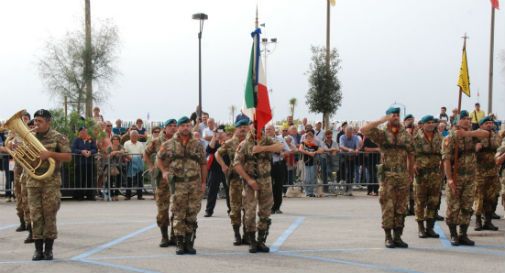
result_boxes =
[304,165,316,195]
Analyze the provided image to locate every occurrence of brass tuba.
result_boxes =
[1,110,56,180]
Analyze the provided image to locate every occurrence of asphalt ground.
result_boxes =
[0,192,504,273]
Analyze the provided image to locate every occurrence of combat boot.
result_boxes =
[24,224,34,244]
[32,239,44,261]
[15,217,26,232]
[232,225,241,246]
[175,236,185,255]
[184,233,197,255]
[417,221,427,238]
[168,226,176,246]
[44,239,54,260]
[159,226,169,247]
[458,225,475,246]
[474,214,483,231]
[448,224,459,246]
[241,225,249,245]
[393,228,408,248]
[384,229,395,248]
[248,232,257,253]
[482,213,499,231]
[425,219,439,238]
[256,230,270,253]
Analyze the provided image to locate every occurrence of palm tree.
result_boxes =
[229,105,236,123]
[289,97,297,118]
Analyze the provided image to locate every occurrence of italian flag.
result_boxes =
[243,28,272,139]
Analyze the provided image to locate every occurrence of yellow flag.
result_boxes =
[330,0,336,6]
[457,46,471,97]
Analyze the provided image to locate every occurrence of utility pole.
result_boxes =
[487,6,496,114]
[84,0,93,118]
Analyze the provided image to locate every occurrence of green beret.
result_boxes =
[177,116,190,126]
[479,116,493,126]
[459,110,469,119]
[420,115,434,124]
[404,114,414,121]
[164,119,176,127]
[386,107,401,115]
[433,118,440,123]
[34,109,52,119]
[235,118,251,127]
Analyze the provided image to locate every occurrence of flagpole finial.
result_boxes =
[255,2,259,28]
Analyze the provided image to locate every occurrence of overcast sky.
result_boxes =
[1,0,504,124]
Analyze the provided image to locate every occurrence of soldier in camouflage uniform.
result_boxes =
[26,110,71,260]
[19,171,33,243]
[144,119,177,247]
[442,110,491,246]
[215,118,251,246]
[362,107,414,249]
[157,116,207,255]
[413,115,442,239]
[473,116,502,231]
[233,128,283,253]
[495,136,505,215]
[404,114,417,216]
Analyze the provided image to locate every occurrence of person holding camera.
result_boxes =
[204,125,229,217]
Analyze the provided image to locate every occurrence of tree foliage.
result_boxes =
[306,46,342,128]
[288,97,297,118]
[38,20,120,115]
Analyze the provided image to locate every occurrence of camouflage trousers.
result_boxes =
[155,178,171,228]
[229,178,244,226]
[378,172,409,229]
[20,173,31,223]
[473,175,500,215]
[14,172,23,219]
[414,171,442,221]
[28,186,61,240]
[170,181,202,236]
[501,174,505,210]
[243,177,273,233]
[445,175,475,226]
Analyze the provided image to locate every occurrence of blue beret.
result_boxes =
[386,107,401,115]
[459,110,469,119]
[235,113,249,123]
[177,116,190,126]
[164,119,176,127]
[479,116,493,126]
[34,109,52,119]
[235,118,251,127]
[420,115,434,124]
[404,114,414,121]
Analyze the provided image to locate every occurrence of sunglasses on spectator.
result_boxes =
[153,131,160,134]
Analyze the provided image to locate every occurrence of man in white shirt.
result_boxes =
[202,118,217,142]
[123,130,145,200]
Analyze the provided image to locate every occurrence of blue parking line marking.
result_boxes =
[72,223,156,261]
[434,222,452,248]
[80,258,160,273]
[270,216,304,253]
[0,224,17,231]
[280,252,424,273]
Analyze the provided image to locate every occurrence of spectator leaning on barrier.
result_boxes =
[299,129,321,197]
[123,130,145,200]
[362,132,380,196]
[320,129,339,192]
[339,126,361,196]
[71,126,98,201]
[106,135,125,201]
[266,124,290,214]
[284,135,297,195]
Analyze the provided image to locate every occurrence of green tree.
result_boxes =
[38,20,119,116]
[306,46,342,129]
[288,97,297,118]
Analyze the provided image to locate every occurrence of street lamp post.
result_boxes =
[192,13,208,121]
[260,37,277,87]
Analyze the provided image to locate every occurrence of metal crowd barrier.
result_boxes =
[285,151,382,195]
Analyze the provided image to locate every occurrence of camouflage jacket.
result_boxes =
[496,138,505,176]
[441,129,477,174]
[157,132,206,182]
[145,133,171,158]
[413,129,442,170]
[28,129,71,187]
[217,136,241,176]
[233,132,273,179]
[476,130,502,176]
[364,125,414,172]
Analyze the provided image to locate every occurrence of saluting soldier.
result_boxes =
[233,127,283,253]
[442,110,491,246]
[362,107,415,249]
[404,114,417,216]
[473,116,502,231]
[215,117,251,245]
[495,135,505,216]
[27,109,71,260]
[157,116,207,255]
[143,119,177,247]
[412,115,443,238]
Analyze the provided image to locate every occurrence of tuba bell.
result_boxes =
[1,110,56,180]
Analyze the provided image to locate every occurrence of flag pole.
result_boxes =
[487,6,496,114]
[452,34,468,191]
[254,3,260,141]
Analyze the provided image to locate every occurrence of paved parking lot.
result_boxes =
[0,193,504,273]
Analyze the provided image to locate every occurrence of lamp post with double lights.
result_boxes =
[192,12,208,121]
